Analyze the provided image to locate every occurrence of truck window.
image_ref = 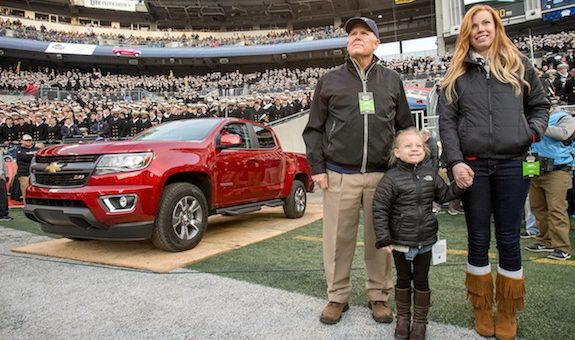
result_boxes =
[253,126,276,149]
[221,123,252,149]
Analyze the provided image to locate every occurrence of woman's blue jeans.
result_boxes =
[462,159,530,271]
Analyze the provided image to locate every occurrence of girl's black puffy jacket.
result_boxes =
[373,160,464,249]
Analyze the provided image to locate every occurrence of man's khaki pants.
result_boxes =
[19,176,30,201]
[530,170,572,253]
[323,170,393,303]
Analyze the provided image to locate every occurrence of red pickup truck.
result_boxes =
[24,118,313,252]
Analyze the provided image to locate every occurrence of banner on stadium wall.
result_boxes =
[84,0,138,12]
[541,0,575,12]
[543,6,575,20]
[463,0,525,19]
[45,42,97,55]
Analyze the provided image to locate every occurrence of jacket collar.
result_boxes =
[345,54,380,71]
[395,159,420,172]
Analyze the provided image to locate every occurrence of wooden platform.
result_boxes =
[12,204,322,273]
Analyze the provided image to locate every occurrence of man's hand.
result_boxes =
[452,162,474,189]
[382,245,393,254]
[312,173,328,190]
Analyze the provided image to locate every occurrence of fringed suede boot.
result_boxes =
[495,273,525,340]
[465,272,495,337]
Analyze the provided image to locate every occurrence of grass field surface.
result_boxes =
[3,209,574,340]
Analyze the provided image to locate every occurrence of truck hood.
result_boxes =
[37,140,206,156]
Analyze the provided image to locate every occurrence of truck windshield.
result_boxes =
[133,119,220,141]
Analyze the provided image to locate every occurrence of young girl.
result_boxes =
[373,127,468,340]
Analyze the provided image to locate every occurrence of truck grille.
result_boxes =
[32,154,102,188]
[35,155,100,163]
[26,198,87,208]
[34,173,91,187]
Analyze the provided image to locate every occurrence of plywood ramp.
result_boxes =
[12,204,323,273]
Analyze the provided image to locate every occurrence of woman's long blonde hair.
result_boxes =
[441,5,529,103]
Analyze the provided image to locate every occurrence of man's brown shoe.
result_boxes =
[368,300,394,323]
[320,301,349,324]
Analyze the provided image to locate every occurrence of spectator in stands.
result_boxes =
[563,68,575,104]
[60,117,80,139]
[526,108,574,260]
[1,115,16,144]
[45,116,62,142]
[556,63,570,95]
[15,134,37,201]
[31,113,47,141]
[438,5,549,339]
[303,16,413,326]
[13,113,32,141]
[137,111,152,133]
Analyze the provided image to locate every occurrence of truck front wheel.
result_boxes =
[283,179,306,218]
[152,183,208,252]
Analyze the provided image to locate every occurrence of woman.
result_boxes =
[438,5,549,340]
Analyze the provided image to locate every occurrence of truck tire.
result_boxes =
[283,179,306,218]
[152,183,208,252]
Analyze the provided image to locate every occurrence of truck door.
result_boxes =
[214,122,259,206]
[251,125,284,199]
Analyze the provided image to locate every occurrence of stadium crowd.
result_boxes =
[0,18,346,47]
[0,91,311,144]
[0,67,332,95]
[2,14,575,53]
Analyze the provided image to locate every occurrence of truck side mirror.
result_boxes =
[218,133,242,148]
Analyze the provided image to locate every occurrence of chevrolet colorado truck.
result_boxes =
[24,118,313,252]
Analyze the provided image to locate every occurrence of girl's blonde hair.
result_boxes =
[441,5,529,103]
[389,127,430,165]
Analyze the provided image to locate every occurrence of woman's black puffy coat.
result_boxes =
[373,160,464,249]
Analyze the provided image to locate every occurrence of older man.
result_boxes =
[303,17,413,324]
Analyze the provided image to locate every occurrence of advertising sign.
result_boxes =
[541,0,575,11]
[463,0,526,19]
[45,42,97,55]
[84,0,138,12]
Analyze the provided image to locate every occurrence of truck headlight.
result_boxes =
[94,152,153,175]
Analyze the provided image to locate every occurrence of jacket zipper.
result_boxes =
[328,121,336,139]
[351,59,377,173]
[414,164,424,248]
[486,69,493,156]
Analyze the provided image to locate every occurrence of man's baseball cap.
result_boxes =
[344,17,379,39]
[22,134,33,141]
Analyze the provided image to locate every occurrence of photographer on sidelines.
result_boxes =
[526,108,575,260]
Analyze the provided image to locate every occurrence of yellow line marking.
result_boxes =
[294,237,574,266]
[295,236,496,258]
[295,236,322,242]
[531,258,575,266]
[448,249,497,259]
[295,235,368,246]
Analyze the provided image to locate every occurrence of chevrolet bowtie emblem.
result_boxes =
[45,162,63,173]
